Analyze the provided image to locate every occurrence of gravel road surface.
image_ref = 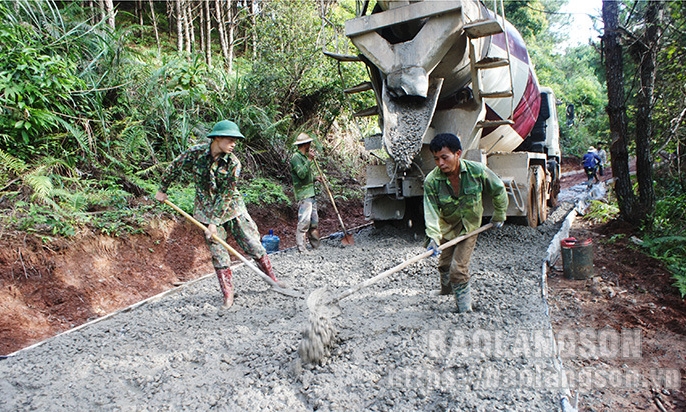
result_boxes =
[1,204,575,411]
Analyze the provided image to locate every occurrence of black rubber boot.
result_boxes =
[431,271,453,296]
[452,281,472,313]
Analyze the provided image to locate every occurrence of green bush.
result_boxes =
[584,199,620,224]
[640,235,686,297]
[91,209,147,237]
[642,193,686,297]
[241,177,290,207]
[164,186,196,215]
[651,193,686,237]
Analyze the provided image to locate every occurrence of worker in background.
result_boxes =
[582,146,602,186]
[290,132,321,253]
[423,133,508,313]
[155,120,286,309]
[595,142,608,177]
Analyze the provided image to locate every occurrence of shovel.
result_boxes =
[162,199,302,298]
[313,159,354,245]
[298,223,493,363]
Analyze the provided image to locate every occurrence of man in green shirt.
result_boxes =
[290,132,321,253]
[424,133,508,313]
[155,120,285,309]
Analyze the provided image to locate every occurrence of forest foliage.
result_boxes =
[0,0,684,294]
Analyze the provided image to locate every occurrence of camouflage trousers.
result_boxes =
[437,230,479,286]
[297,197,320,249]
[296,197,319,234]
[205,213,266,270]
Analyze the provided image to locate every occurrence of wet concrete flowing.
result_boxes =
[0,203,575,411]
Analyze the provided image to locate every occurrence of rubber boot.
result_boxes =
[452,281,472,313]
[307,228,321,250]
[296,231,308,253]
[256,255,288,288]
[430,271,453,296]
[216,268,234,309]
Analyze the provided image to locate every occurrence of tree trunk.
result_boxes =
[631,1,662,224]
[199,1,206,56]
[183,0,193,54]
[167,1,174,37]
[205,0,212,67]
[602,0,637,222]
[137,0,143,28]
[215,0,229,69]
[228,0,236,72]
[680,139,686,192]
[249,0,258,60]
[98,0,106,24]
[104,0,115,29]
[149,0,161,53]
[176,0,184,53]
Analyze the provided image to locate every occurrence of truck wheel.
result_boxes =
[526,166,540,228]
[536,167,548,224]
[546,159,560,207]
[526,165,548,227]
[547,180,560,208]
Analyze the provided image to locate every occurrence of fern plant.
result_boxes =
[0,148,28,190]
[584,199,620,224]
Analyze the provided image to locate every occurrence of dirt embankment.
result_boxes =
[0,199,367,355]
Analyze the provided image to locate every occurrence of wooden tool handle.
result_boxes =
[333,223,493,303]
[162,199,302,298]
[313,159,348,234]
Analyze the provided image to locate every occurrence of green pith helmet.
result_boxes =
[207,120,245,139]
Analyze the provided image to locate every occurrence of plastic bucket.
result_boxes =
[560,237,593,279]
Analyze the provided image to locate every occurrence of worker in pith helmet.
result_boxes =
[290,132,321,253]
[424,133,508,313]
[155,120,287,309]
[208,119,245,139]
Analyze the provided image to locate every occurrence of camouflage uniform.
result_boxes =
[159,143,266,269]
[290,150,320,251]
[424,159,508,295]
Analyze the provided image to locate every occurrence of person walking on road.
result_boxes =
[423,133,508,313]
[582,146,602,186]
[155,120,286,309]
[595,142,608,177]
[290,132,321,253]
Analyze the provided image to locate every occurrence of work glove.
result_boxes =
[425,238,440,256]
[490,219,504,230]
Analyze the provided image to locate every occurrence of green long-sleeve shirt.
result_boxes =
[423,159,508,242]
[159,143,247,225]
[290,151,315,201]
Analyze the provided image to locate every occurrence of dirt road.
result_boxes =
[0,203,575,411]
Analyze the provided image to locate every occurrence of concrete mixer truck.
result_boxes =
[327,0,561,227]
